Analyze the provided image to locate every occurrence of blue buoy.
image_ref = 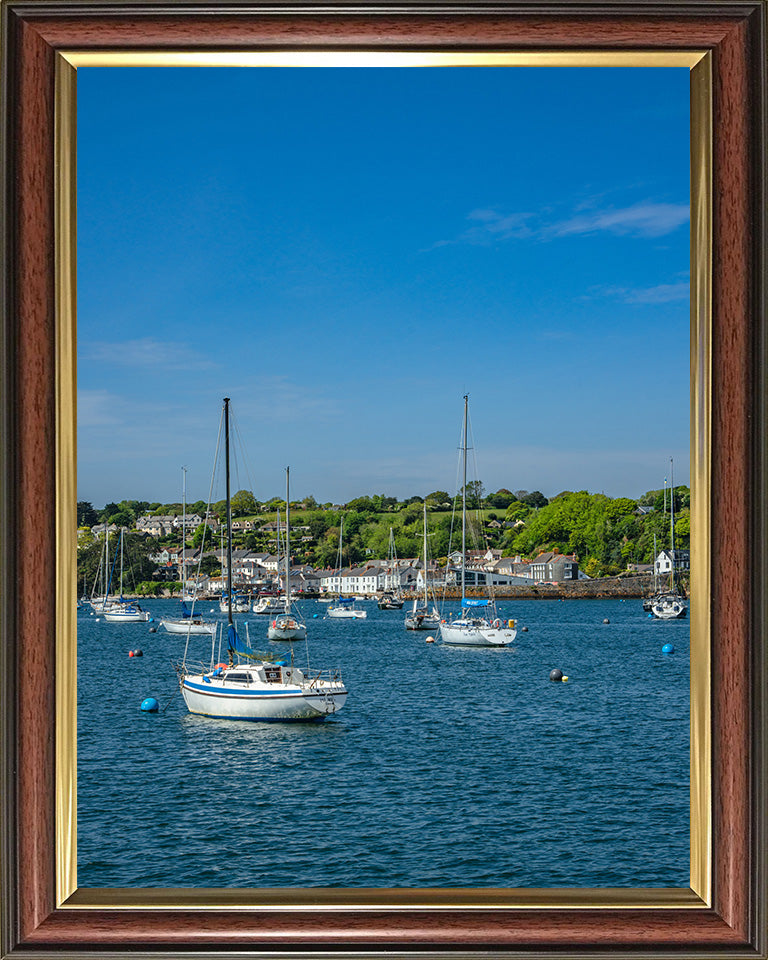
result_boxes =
[140,697,159,712]
[313,613,319,618]
[648,613,654,618]
[662,643,675,654]
[148,618,154,623]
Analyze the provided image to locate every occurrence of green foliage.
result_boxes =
[230,489,259,518]
[461,480,485,509]
[425,490,451,510]
[200,555,221,576]
[88,481,692,576]
[486,489,516,509]
[77,501,99,526]
[78,532,160,592]
[192,522,214,548]
[509,491,641,564]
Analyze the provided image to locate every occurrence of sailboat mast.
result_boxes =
[181,465,187,598]
[119,528,124,598]
[461,394,468,604]
[423,501,428,606]
[224,398,233,626]
[669,457,675,592]
[284,467,291,610]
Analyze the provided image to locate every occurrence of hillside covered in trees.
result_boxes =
[78,484,690,580]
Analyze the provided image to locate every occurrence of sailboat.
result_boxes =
[650,459,688,620]
[159,467,217,636]
[405,503,441,630]
[88,525,110,610]
[101,528,152,622]
[268,468,307,640]
[378,528,404,609]
[438,396,517,647]
[253,510,288,615]
[177,398,348,722]
[326,517,367,619]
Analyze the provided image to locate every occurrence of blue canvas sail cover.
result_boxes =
[338,597,355,604]
[181,601,192,618]
[461,598,489,607]
[227,623,253,656]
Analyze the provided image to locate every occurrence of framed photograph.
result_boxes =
[1,2,766,956]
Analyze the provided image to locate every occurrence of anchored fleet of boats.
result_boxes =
[82,395,688,723]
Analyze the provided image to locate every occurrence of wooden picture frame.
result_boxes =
[1,1,766,955]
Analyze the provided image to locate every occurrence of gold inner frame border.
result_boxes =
[55,48,712,912]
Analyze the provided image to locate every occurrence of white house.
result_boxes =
[320,565,387,595]
[655,549,690,576]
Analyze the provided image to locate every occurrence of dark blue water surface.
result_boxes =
[77,598,690,888]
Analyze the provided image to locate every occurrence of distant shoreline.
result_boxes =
[106,575,682,604]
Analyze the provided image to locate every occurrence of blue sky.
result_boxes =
[77,66,690,507]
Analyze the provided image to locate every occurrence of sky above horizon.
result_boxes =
[77,66,691,508]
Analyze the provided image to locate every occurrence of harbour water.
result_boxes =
[77,597,689,888]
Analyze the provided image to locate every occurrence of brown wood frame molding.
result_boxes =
[1,2,766,956]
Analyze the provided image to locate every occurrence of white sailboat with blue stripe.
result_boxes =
[439,396,517,648]
[177,399,347,722]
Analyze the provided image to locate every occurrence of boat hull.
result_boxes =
[405,615,441,631]
[102,608,151,622]
[253,598,285,615]
[267,618,307,640]
[650,595,688,619]
[160,618,217,635]
[181,676,346,721]
[439,621,517,646]
[327,608,367,619]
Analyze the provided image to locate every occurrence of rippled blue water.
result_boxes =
[77,597,689,888]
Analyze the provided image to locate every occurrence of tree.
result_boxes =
[230,489,258,517]
[425,490,451,510]
[77,501,99,527]
[519,490,548,508]
[199,555,221,576]
[486,489,516,509]
[192,522,215,548]
[461,480,485,509]
[109,509,135,528]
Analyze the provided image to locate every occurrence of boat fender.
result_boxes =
[492,619,501,629]
[272,620,276,628]
[508,619,516,629]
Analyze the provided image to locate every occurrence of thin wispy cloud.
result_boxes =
[428,198,689,250]
[585,281,689,304]
[547,202,689,239]
[82,338,218,372]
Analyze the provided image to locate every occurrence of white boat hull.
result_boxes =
[220,599,250,613]
[181,674,346,721]
[439,619,517,646]
[160,618,217,635]
[327,607,367,619]
[102,607,151,622]
[650,595,687,619]
[404,608,441,630]
[267,617,307,640]
[253,597,285,615]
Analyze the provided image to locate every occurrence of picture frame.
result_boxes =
[1,1,766,956]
